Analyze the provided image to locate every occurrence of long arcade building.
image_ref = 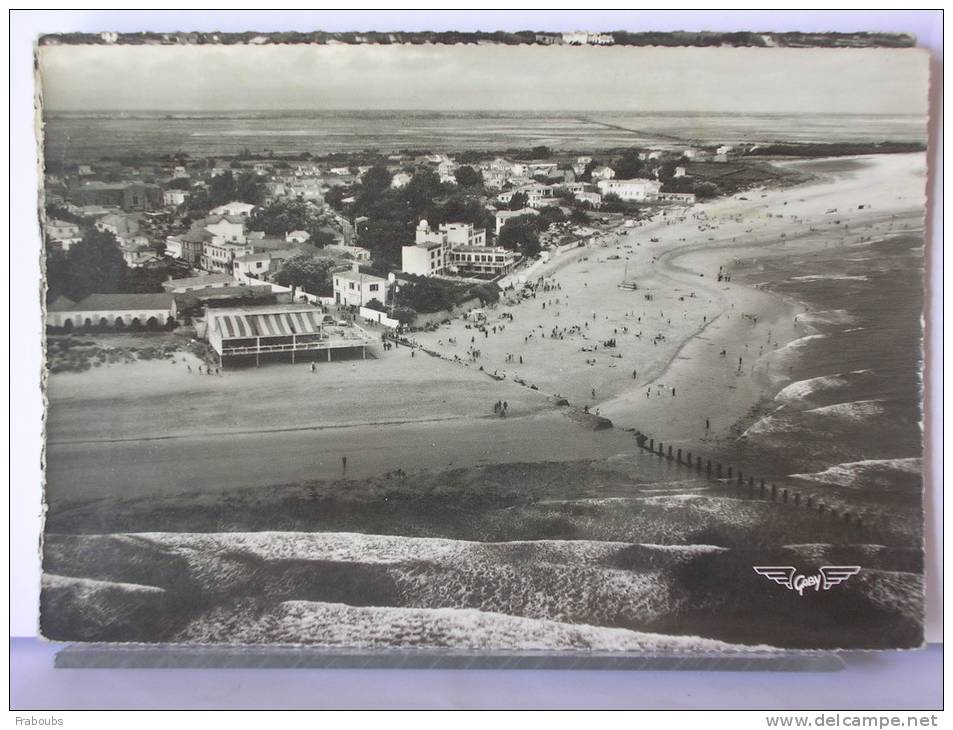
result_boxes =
[206,304,376,367]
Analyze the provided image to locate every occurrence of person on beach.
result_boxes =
[310,362,316,373]
[341,456,347,474]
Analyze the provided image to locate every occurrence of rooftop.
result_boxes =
[208,304,330,339]
[334,269,387,284]
[68,293,174,311]
[162,273,233,290]
[452,245,516,254]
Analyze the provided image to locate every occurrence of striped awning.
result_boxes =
[213,309,325,339]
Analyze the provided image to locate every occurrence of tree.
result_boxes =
[272,255,334,299]
[207,170,264,207]
[364,298,386,312]
[454,165,483,188]
[612,150,645,179]
[498,215,541,257]
[391,306,417,326]
[529,145,552,159]
[535,206,566,230]
[400,168,445,211]
[247,199,314,236]
[361,164,393,197]
[693,181,721,200]
[167,177,192,191]
[570,208,590,225]
[396,276,456,314]
[508,191,529,210]
[432,193,496,240]
[50,228,129,301]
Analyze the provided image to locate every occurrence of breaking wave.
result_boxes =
[789,458,922,490]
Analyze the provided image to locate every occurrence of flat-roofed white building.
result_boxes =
[449,245,518,276]
[596,178,662,202]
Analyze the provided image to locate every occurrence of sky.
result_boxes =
[38,42,930,115]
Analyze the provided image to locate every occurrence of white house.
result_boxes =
[210,201,257,218]
[203,215,247,245]
[94,212,140,243]
[574,191,603,208]
[333,269,390,307]
[596,178,662,202]
[590,166,616,181]
[201,240,254,274]
[45,219,83,251]
[163,190,189,207]
[285,230,310,244]
[232,252,274,282]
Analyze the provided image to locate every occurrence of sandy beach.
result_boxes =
[45,153,926,507]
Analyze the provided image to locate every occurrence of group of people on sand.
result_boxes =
[184,362,221,376]
[492,400,510,417]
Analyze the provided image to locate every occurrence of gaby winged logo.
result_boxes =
[753,566,861,596]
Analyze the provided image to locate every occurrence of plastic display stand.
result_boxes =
[54,645,846,671]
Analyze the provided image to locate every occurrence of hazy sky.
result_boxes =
[38,43,930,115]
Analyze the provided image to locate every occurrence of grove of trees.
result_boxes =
[46,229,129,302]
[272,254,334,299]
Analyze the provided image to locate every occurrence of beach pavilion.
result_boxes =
[205,303,376,368]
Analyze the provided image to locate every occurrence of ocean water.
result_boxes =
[40,110,927,165]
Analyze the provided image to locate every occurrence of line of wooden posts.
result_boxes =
[637,435,862,531]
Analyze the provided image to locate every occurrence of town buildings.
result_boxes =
[401,220,493,277]
[69,181,162,211]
